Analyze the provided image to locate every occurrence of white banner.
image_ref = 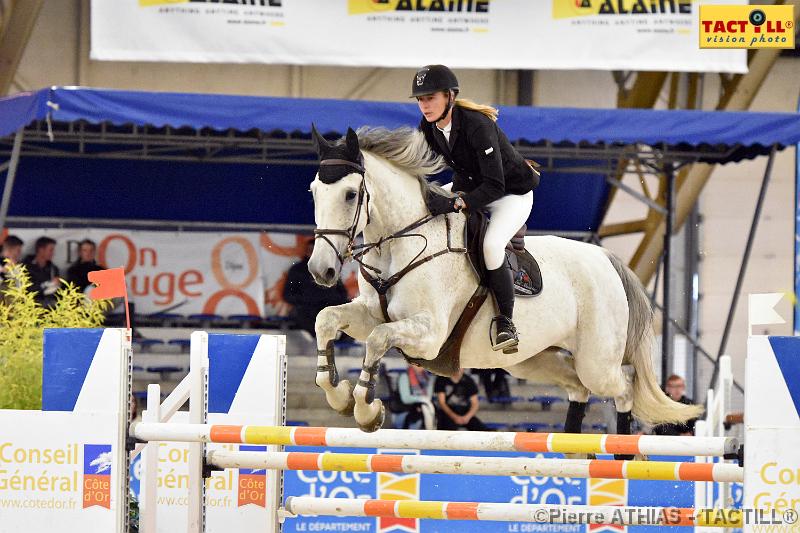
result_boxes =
[9,229,359,317]
[90,0,747,73]
[11,229,265,317]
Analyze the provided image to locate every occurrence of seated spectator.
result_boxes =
[67,239,106,292]
[434,369,488,431]
[23,236,60,308]
[0,234,24,285]
[473,368,511,402]
[394,365,435,430]
[652,374,697,436]
[282,238,349,336]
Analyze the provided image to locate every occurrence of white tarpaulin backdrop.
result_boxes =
[91,0,747,73]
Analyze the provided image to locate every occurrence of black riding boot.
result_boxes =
[487,266,519,352]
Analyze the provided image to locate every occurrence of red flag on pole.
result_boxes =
[88,268,130,330]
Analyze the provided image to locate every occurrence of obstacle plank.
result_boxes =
[283,497,743,527]
[207,449,743,482]
[132,423,739,457]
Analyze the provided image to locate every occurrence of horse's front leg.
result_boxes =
[315,299,383,416]
[353,311,441,432]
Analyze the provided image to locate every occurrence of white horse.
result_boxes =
[308,125,702,439]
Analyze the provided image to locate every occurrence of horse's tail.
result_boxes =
[605,251,705,425]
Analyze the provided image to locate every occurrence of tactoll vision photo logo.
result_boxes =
[699,4,795,49]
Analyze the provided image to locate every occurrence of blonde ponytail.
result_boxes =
[454,98,499,122]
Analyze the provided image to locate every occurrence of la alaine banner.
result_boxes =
[8,228,358,317]
[91,0,747,73]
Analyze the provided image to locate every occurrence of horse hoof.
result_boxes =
[337,395,356,417]
[357,403,385,433]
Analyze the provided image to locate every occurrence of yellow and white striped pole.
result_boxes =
[283,497,743,528]
[132,423,739,457]
[207,449,743,483]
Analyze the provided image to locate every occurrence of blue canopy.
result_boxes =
[1,87,799,233]
[3,87,800,156]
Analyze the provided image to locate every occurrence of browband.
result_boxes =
[319,158,365,174]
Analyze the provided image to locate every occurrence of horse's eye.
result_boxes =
[345,190,357,202]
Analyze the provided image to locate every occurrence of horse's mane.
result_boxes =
[349,126,452,199]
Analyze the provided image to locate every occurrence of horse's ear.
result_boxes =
[345,127,360,159]
[311,123,330,155]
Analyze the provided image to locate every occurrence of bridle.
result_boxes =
[312,156,466,322]
[312,158,371,266]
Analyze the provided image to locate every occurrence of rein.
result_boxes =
[312,157,466,321]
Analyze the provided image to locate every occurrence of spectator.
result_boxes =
[394,365,435,430]
[282,238,349,336]
[434,369,488,431]
[0,234,24,285]
[67,239,106,292]
[652,374,697,436]
[23,236,60,308]
[473,368,511,402]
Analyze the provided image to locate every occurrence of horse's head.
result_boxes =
[308,124,369,287]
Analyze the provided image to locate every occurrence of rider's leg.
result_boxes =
[483,190,533,350]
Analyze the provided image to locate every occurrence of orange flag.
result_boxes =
[88,268,127,300]
[88,268,130,330]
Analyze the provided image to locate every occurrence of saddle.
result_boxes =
[405,202,543,377]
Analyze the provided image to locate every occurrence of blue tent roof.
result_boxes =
[1,87,799,233]
[3,87,800,158]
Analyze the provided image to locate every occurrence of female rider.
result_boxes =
[413,64,539,352]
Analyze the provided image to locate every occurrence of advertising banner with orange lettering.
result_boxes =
[9,228,360,317]
[90,0,747,72]
[10,229,266,316]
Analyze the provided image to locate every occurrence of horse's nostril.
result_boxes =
[325,268,336,282]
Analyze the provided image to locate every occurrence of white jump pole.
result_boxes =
[188,331,209,533]
[131,423,738,458]
[283,497,743,528]
[207,449,743,483]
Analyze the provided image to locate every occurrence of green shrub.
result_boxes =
[0,262,112,409]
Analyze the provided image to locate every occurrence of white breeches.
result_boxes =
[442,183,533,270]
[483,191,533,270]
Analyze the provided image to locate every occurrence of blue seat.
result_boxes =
[132,339,165,352]
[150,312,183,320]
[188,313,223,322]
[168,339,191,350]
[550,423,566,432]
[488,395,525,405]
[513,422,550,433]
[590,423,609,432]
[146,365,186,375]
[132,390,149,401]
[228,314,263,327]
[484,422,510,431]
[529,395,566,411]
[386,368,406,375]
[286,420,309,427]
[132,365,146,372]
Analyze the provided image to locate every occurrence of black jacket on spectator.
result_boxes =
[282,258,349,335]
[22,255,59,306]
[652,395,697,435]
[418,105,539,210]
[67,260,106,292]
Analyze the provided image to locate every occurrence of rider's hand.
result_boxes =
[427,194,458,216]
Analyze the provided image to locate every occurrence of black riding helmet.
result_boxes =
[410,64,459,98]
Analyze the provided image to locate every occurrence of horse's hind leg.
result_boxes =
[315,300,382,416]
[613,365,636,459]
